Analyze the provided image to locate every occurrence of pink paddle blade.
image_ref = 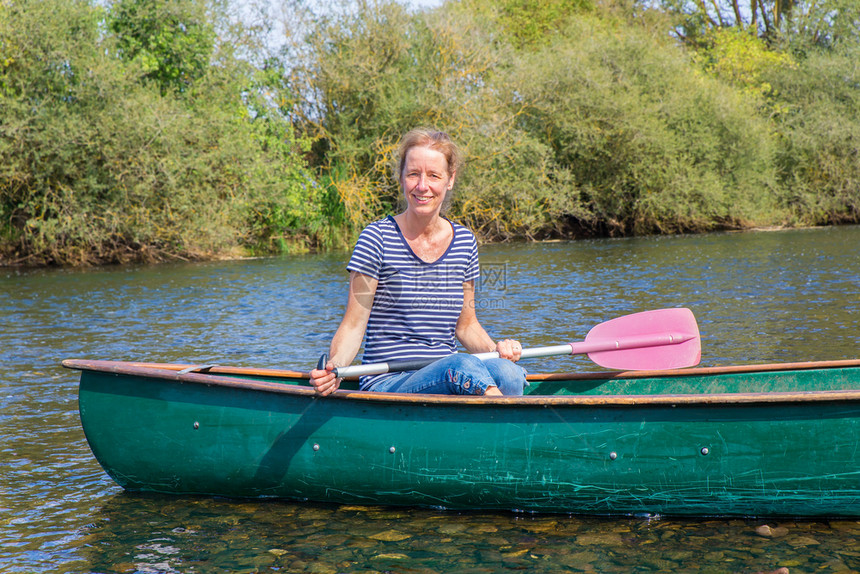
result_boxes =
[582,308,701,370]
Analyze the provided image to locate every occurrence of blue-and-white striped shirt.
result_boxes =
[347,216,480,390]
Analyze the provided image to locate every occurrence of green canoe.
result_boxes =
[64,358,860,517]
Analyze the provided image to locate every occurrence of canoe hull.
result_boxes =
[72,360,860,517]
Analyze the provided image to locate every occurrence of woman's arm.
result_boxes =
[455,280,496,353]
[309,271,377,396]
[455,281,522,361]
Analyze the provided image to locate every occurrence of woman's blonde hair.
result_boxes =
[395,128,464,182]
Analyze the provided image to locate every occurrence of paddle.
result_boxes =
[320,308,700,378]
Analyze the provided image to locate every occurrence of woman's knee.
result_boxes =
[484,358,527,396]
[443,354,496,394]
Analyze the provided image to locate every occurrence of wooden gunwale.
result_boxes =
[63,358,860,407]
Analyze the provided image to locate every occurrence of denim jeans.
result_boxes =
[364,353,526,396]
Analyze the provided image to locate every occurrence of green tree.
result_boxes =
[287,0,794,239]
[652,0,860,226]
[108,0,215,95]
[4,0,859,265]
[693,26,796,124]
[510,14,780,235]
[484,0,592,49]
[0,0,321,265]
[655,0,860,48]
[763,43,860,224]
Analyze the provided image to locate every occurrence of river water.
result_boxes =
[1,225,859,573]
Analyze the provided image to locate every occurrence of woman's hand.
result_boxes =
[309,360,342,397]
[495,338,523,362]
[310,271,376,397]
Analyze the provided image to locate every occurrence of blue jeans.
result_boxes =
[365,354,526,396]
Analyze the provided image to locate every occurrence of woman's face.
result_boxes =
[400,145,455,218]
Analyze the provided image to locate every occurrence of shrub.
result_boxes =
[764,43,860,224]
[0,0,320,265]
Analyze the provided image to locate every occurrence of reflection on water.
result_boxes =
[1,225,859,573]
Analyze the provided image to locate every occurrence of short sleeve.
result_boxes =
[346,222,384,279]
[463,229,480,283]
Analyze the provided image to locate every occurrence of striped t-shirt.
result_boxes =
[347,216,480,390]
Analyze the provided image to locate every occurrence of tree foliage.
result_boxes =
[764,42,860,224]
[509,17,779,235]
[655,0,860,49]
[0,0,320,265]
[2,0,859,266]
[655,0,860,224]
[280,0,859,241]
[481,0,593,49]
[286,0,785,239]
[695,27,796,99]
[109,0,215,95]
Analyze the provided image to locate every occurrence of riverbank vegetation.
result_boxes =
[1,0,858,265]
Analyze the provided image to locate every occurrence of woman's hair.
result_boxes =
[395,128,464,182]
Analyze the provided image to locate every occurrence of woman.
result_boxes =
[309,128,527,397]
